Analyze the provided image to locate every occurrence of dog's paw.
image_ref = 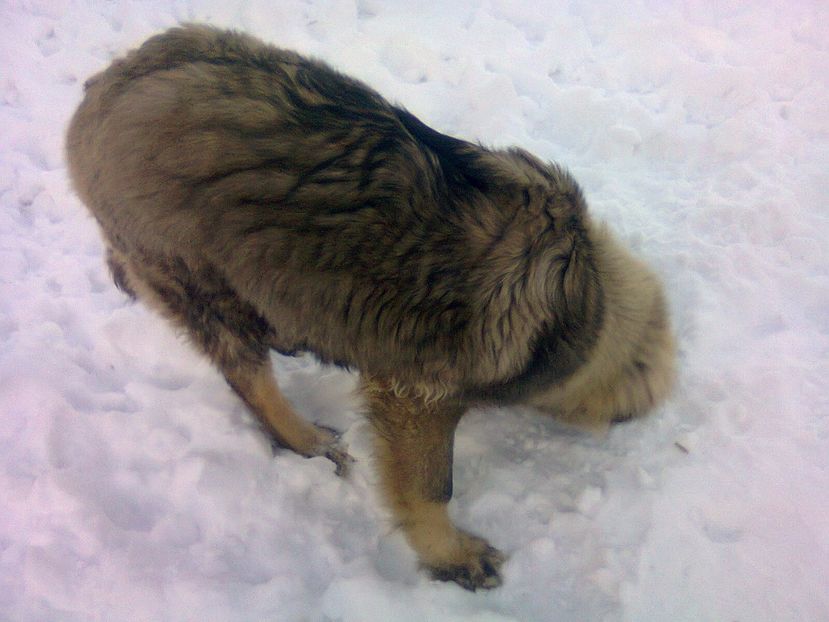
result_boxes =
[425,534,506,591]
[313,425,355,477]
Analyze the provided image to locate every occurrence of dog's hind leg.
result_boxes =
[361,377,505,590]
[112,250,353,475]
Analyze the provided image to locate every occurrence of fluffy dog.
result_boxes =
[66,25,675,590]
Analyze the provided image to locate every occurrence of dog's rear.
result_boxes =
[67,25,674,590]
[67,25,361,471]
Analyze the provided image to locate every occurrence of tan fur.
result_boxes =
[66,25,675,590]
[229,363,337,459]
[361,376,505,588]
[529,224,677,429]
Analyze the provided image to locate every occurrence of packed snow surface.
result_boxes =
[2,1,828,620]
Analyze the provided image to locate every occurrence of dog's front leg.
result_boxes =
[362,377,505,590]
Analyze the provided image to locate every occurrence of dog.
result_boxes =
[66,24,675,590]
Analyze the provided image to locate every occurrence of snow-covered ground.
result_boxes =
[2,1,828,620]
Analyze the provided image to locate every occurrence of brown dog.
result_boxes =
[66,25,675,590]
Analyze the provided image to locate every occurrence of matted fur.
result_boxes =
[66,25,675,590]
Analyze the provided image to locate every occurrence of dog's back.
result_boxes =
[67,24,597,395]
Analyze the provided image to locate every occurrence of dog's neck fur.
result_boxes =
[395,109,606,397]
[454,174,605,399]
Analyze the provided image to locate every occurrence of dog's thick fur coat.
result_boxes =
[67,25,675,590]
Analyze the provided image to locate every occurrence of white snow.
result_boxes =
[2,1,828,620]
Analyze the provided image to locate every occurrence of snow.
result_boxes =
[2,1,828,620]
